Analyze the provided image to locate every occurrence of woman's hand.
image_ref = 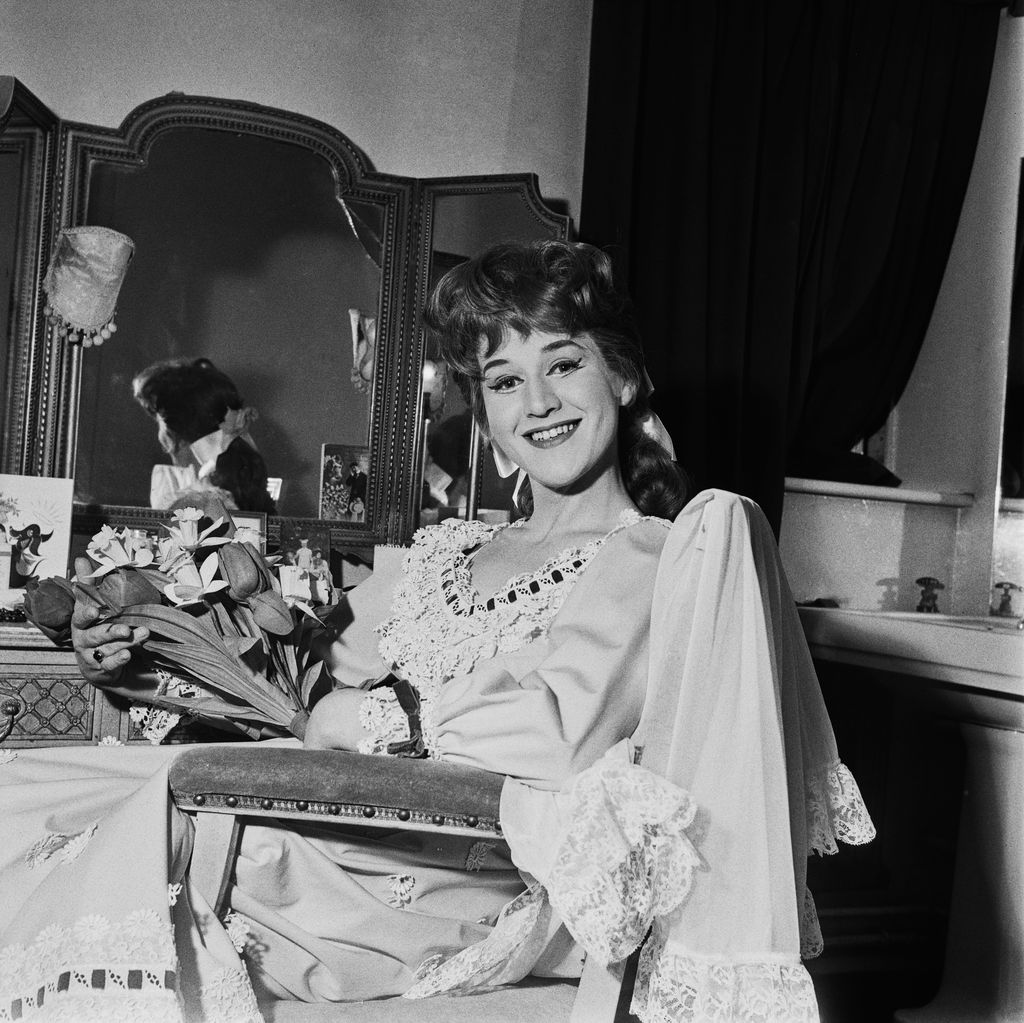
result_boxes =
[303,687,368,750]
[71,556,150,686]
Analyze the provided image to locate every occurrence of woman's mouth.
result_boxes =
[524,421,579,447]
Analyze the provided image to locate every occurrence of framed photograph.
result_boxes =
[0,475,75,606]
[319,444,370,522]
[229,510,267,553]
[276,520,336,605]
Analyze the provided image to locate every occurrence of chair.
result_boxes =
[168,746,629,1023]
[168,491,872,1022]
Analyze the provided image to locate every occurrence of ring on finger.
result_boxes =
[94,648,105,664]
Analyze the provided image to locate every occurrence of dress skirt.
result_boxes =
[0,740,523,1022]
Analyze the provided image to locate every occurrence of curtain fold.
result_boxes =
[581,0,1003,533]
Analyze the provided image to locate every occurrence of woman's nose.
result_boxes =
[524,376,561,417]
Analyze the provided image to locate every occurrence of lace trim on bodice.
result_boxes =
[376,510,645,754]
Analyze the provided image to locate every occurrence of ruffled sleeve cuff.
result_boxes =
[544,758,701,966]
[356,688,411,755]
[632,931,820,1023]
[807,761,876,854]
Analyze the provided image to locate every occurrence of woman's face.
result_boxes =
[477,329,634,493]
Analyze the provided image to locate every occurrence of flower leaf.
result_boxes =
[23,576,76,644]
[299,660,334,708]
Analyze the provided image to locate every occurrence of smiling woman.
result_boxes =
[479,331,631,501]
[423,240,688,526]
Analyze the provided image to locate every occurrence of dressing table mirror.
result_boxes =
[0,78,568,746]
[0,78,569,570]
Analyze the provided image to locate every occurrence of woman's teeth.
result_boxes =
[529,423,576,442]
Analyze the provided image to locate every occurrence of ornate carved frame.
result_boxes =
[410,176,571,518]
[0,78,57,474]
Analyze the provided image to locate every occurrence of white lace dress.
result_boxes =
[0,512,669,1021]
[405,491,877,1023]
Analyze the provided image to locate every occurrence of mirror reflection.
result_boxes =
[75,127,383,518]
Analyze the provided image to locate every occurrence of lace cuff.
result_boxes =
[806,761,875,854]
[128,668,200,745]
[357,676,427,757]
[632,929,820,1023]
[546,758,700,966]
[357,688,411,755]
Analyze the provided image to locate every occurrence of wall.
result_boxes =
[892,12,1024,613]
[0,0,591,217]
[891,12,1024,496]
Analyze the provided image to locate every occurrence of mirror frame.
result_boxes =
[0,78,58,475]
[409,176,571,525]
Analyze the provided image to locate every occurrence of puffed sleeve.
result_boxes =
[429,519,669,790]
[317,553,405,687]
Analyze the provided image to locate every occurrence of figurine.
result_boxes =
[915,576,945,613]
[992,581,1021,618]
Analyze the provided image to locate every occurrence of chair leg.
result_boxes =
[189,812,240,916]
[570,956,626,1023]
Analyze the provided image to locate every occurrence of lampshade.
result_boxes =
[43,226,135,347]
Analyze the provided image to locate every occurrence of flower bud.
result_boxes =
[96,566,164,611]
[219,542,267,601]
[248,590,294,636]
[22,576,76,644]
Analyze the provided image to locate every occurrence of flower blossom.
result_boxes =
[84,525,155,578]
[164,550,229,607]
[167,507,232,551]
[156,536,196,580]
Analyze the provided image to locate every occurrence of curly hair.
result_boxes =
[133,357,276,514]
[422,240,688,520]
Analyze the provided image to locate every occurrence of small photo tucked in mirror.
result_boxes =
[0,475,74,616]
[276,522,336,607]
[319,444,369,523]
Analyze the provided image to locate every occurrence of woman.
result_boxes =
[134,357,277,516]
[1,242,867,1020]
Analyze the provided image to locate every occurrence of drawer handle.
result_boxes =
[0,698,22,744]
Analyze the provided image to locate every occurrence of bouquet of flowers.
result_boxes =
[22,508,335,739]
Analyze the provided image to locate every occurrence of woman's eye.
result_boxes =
[549,358,582,376]
[486,375,520,393]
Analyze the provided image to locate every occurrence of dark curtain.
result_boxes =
[580,0,1003,533]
